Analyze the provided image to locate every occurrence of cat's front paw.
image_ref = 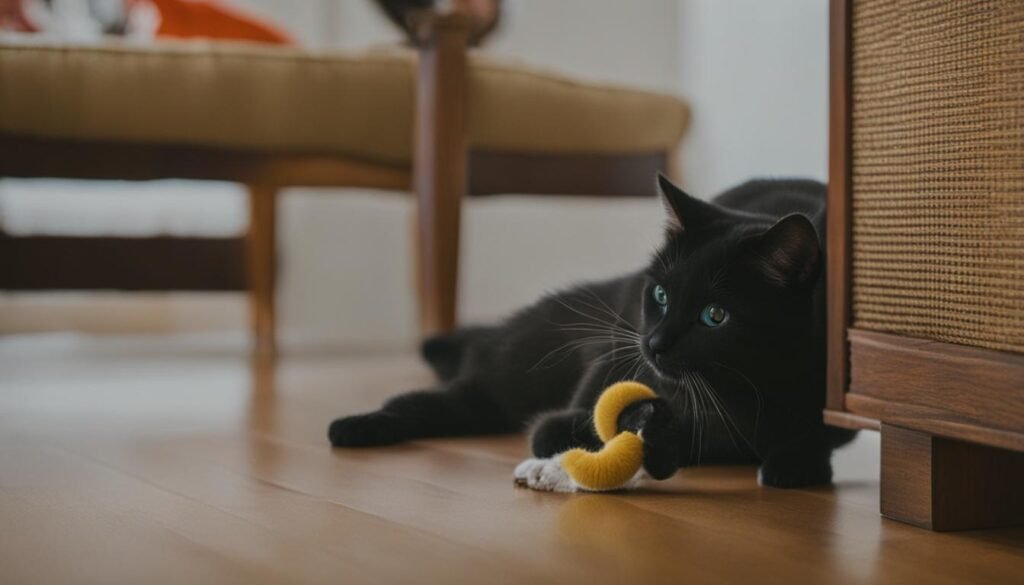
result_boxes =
[328,412,406,447]
[634,400,683,480]
[513,457,579,492]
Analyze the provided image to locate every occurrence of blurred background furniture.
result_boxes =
[0,10,688,354]
[825,0,1024,531]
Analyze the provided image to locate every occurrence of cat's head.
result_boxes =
[640,176,822,388]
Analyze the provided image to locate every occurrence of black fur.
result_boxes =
[329,177,856,488]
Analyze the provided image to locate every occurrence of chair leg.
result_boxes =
[413,13,469,336]
[246,185,277,356]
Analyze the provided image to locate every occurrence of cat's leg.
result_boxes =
[528,408,602,457]
[328,378,516,447]
[757,433,833,488]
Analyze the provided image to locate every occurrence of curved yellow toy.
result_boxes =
[561,381,656,491]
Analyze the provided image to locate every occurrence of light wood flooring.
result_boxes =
[0,334,1021,584]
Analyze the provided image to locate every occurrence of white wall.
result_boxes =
[675,0,829,197]
[488,0,679,93]
[236,0,679,92]
[0,0,831,350]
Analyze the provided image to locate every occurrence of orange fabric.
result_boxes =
[147,0,291,44]
[0,0,37,32]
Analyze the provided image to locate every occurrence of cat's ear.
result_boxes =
[657,174,720,231]
[745,214,821,289]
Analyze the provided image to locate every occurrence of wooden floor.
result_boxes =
[0,335,1021,584]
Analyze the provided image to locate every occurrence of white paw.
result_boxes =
[622,468,648,490]
[513,457,579,492]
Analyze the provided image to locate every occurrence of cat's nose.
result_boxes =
[647,331,672,355]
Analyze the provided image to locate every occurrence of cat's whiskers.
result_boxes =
[589,344,645,369]
[530,334,635,370]
[697,376,711,464]
[532,332,637,371]
[554,324,640,341]
[629,350,652,381]
[623,355,644,382]
[695,371,759,457]
[710,360,764,441]
[531,294,644,372]
[611,354,647,386]
[693,372,741,454]
[551,296,637,334]
[600,349,636,388]
[682,371,704,464]
[579,288,637,330]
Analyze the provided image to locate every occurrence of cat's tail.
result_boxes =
[420,326,489,381]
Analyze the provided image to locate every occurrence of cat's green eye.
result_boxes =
[700,304,728,327]
[652,284,669,307]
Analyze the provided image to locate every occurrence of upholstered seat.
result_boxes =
[0,37,687,165]
[0,23,689,352]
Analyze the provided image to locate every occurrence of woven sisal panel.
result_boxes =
[850,0,1024,353]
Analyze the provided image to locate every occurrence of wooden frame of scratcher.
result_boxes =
[824,0,1024,531]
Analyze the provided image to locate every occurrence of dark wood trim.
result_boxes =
[0,134,411,189]
[0,233,245,291]
[468,150,666,197]
[823,409,880,431]
[847,329,1024,452]
[826,0,853,412]
[849,394,1024,454]
[413,11,469,336]
[881,424,1024,531]
[0,132,669,200]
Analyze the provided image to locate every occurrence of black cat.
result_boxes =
[329,176,856,489]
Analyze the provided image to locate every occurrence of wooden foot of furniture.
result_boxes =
[880,424,1024,531]
[413,13,469,336]
[246,185,278,356]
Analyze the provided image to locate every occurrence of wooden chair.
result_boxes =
[0,13,688,354]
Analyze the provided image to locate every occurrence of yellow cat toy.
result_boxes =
[560,381,656,491]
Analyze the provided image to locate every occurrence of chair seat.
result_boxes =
[0,37,689,166]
